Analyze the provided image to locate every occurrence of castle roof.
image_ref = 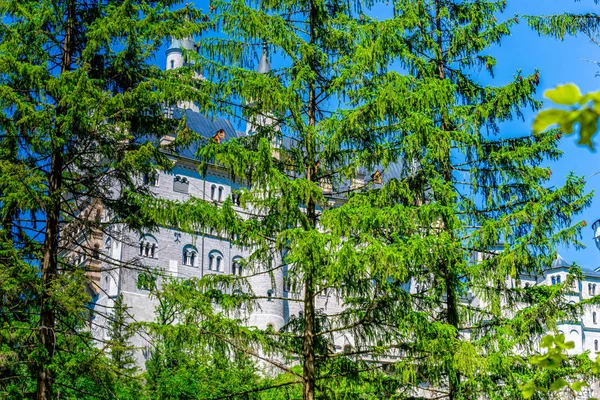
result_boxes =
[257,43,271,74]
[552,254,570,269]
[167,37,196,54]
[173,108,241,160]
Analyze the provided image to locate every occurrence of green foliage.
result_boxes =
[533,83,600,150]
[129,0,593,399]
[522,334,598,399]
[0,0,208,397]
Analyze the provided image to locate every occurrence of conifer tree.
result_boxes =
[0,1,207,398]
[107,294,138,374]
[133,0,592,399]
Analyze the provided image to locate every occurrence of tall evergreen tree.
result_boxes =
[133,0,592,399]
[0,1,207,398]
[107,294,137,374]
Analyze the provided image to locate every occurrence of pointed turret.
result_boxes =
[593,219,600,251]
[166,36,196,70]
[246,43,275,136]
[257,43,271,74]
[165,36,200,112]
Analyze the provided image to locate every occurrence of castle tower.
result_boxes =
[245,43,277,136]
[246,251,286,331]
[165,36,200,112]
[166,36,196,70]
[593,219,600,260]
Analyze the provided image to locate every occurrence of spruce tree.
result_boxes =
[0,1,207,398]
[133,1,592,399]
[107,294,138,374]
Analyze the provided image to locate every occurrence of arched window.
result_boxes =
[105,237,112,250]
[594,284,598,296]
[557,276,561,284]
[267,289,273,302]
[551,276,556,285]
[93,244,100,259]
[170,60,175,69]
[232,257,243,276]
[594,312,597,324]
[139,235,158,258]
[183,245,198,267]
[208,250,223,272]
[210,184,216,200]
[218,186,223,202]
[596,340,599,351]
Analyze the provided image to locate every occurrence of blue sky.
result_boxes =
[486,1,600,269]
[177,0,600,269]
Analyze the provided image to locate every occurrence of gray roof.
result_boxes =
[167,37,196,54]
[257,43,271,74]
[552,254,570,269]
[173,108,240,159]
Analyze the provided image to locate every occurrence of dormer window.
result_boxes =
[213,129,225,143]
[173,175,189,194]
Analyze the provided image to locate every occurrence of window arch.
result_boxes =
[557,275,561,284]
[551,276,556,285]
[208,250,223,272]
[182,245,198,267]
[139,235,158,259]
[210,184,216,200]
[232,257,243,276]
[218,186,223,202]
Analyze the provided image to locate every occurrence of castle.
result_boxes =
[82,39,600,397]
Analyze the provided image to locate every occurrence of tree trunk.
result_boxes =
[302,2,318,398]
[433,1,460,399]
[36,1,73,398]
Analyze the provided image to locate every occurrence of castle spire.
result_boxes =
[257,42,271,74]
